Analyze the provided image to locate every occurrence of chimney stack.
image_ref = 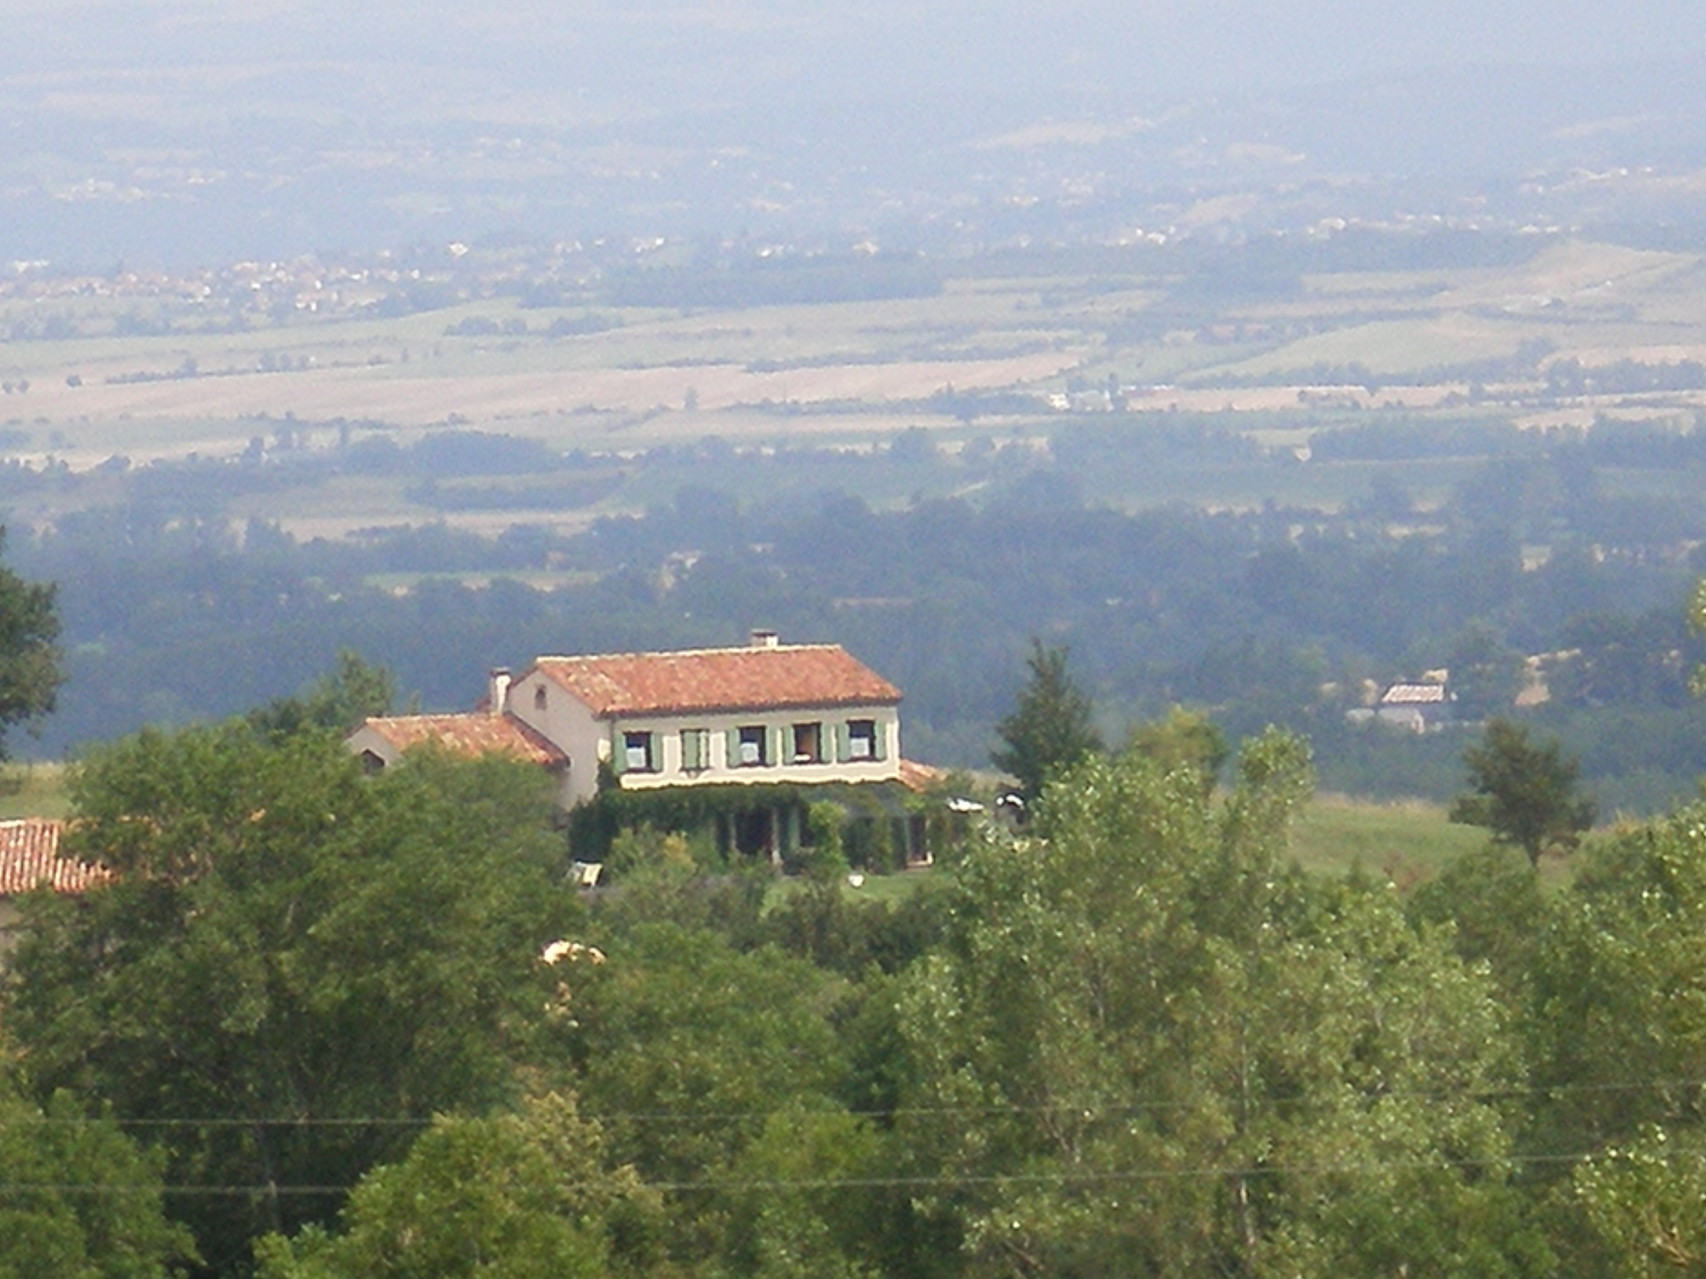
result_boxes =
[489,667,512,714]
[749,629,780,648]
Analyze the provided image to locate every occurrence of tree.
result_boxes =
[990,640,1102,803]
[246,649,398,742]
[1445,623,1527,721]
[254,1093,658,1279]
[0,527,60,757]
[1125,705,1228,798]
[1449,719,1595,866]
[1574,1126,1706,1279]
[5,724,577,1270]
[893,733,1547,1279]
[0,1070,194,1278]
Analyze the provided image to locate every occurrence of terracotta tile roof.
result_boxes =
[358,713,568,766]
[1381,683,1449,706]
[0,819,108,896]
[530,644,901,717]
[898,759,947,793]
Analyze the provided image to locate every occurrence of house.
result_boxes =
[0,819,106,956]
[347,632,928,864]
[1374,681,1453,732]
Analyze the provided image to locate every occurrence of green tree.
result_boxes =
[246,649,398,743]
[0,1071,194,1279]
[549,921,857,1270]
[990,640,1102,804]
[1124,705,1227,798]
[893,733,1547,1279]
[0,527,60,757]
[5,725,576,1271]
[1446,623,1527,721]
[1526,803,1706,1169]
[254,1093,658,1279]
[1573,1126,1706,1279]
[1449,719,1595,866]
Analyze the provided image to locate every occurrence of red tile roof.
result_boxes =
[898,759,947,793]
[0,819,108,896]
[358,713,568,766]
[1381,683,1449,706]
[530,644,901,717]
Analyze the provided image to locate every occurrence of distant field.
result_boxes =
[2,236,1705,532]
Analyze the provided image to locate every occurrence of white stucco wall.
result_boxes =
[504,667,901,806]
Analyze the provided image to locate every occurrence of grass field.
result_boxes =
[0,763,69,820]
[1287,794,1490,887]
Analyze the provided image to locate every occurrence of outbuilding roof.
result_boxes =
[356,713,568,766]
[528,643,901,717]
[0,819,108,896]
[1380,682,1450,706]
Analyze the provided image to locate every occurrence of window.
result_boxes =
[623,731,657,773]
[534,685,548,711]
[791,721,823,764]
[847,719,880,761]
[681,727,710,772]
[735,724,768,767]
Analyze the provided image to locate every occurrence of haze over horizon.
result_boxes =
[2,0,1702,100]
[1,1,1703,264]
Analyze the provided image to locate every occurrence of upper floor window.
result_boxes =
[534,685,548,711]
[623,730,657,773]
[846,718,880,761]
[791,721,823,764]
[735,724,768,767]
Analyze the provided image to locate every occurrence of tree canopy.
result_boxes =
[0,527,59,757]
[6,724,577,1271]
[990,639,1103,803]
[1449,718,1596,865]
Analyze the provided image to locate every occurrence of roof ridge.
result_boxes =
[532,642,844,663]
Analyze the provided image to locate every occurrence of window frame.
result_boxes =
[622,730,658,774]
[846,718,880,761]
[791,721,824,764]
[735,724,769,768]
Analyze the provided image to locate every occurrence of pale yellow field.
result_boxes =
[3,238,1706,483]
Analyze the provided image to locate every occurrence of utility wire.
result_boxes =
[0,1074,1700,1129]
[0,1150,1655,1198]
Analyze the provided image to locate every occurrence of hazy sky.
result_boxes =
[3,0,1701,105]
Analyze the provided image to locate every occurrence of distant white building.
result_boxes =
[1372,681,1453,732]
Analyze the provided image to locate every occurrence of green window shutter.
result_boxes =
[611,732,627,775]
[646,731,658,771]
[727,727,741,768]
[681,729,700,771]
[769,725,783,767]
[872,720,887,762]
[835,721,851,763]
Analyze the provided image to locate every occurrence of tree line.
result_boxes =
[8,661,1706,1277]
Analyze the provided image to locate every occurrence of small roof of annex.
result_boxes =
[527,642,901,718]
[355,713,568,767]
